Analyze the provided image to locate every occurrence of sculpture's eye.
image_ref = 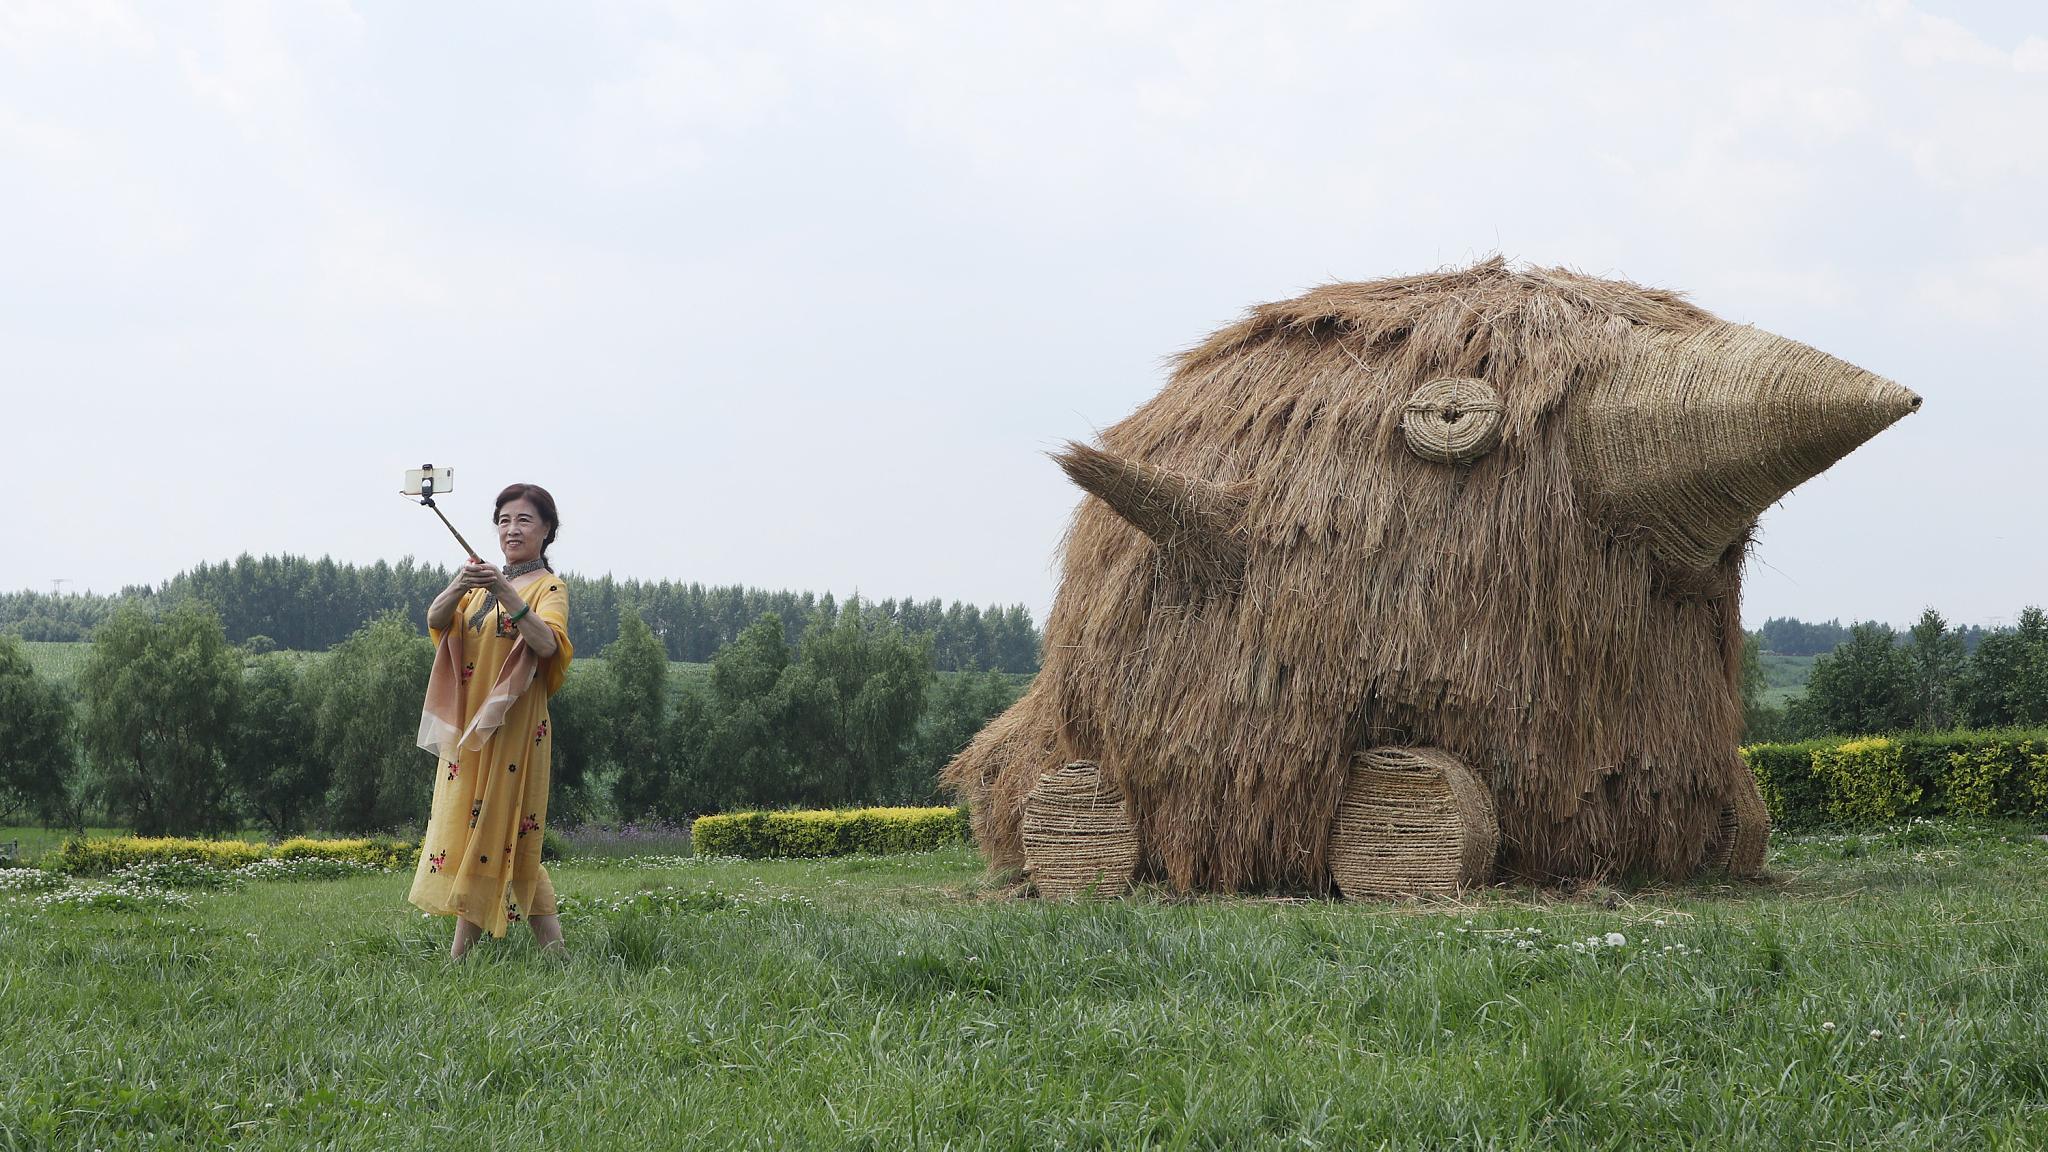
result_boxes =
[1401,377,1504,464]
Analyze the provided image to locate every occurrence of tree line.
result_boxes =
[1744,607,2048,742]
[0,553,1043,673]
[1756,614,1993,658]
[0,600,1022,836]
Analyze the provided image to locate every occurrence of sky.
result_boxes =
[2,0,2043,631]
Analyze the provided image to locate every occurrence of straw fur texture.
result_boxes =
[945,258,1918,892]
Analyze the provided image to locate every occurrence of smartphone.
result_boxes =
[402,466,455,496]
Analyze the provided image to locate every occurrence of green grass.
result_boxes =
[0,825,128,863]
[4,824,2046,1148]
[1760,651,1817,707]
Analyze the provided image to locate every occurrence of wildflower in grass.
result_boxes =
[1870,1030,1883,1040]
[1822,1021,1836,1032]
[1605,932,1627,947]
[0,868,65,895]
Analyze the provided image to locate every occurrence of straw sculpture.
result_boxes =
[945,258,1920,893]
[1328,748,1498,898]
[1021,761,1139,899]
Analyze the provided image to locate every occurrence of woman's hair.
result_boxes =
[494,483,560,567]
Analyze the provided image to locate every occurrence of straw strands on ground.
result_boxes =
[947,258,1918,893]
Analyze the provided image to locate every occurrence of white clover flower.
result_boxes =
[1821,1021,1836,1032]
[1653,919,1667,927]
[1605,932,1627,947]
[1869,1030,1883,1040]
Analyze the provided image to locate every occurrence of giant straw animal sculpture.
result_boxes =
[946,259,1920,894]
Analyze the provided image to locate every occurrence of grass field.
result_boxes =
[4,823,2046,1149]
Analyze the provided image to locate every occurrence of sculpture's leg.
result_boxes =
[1022,761,1139,900]
[1329,747,1499,899]
[1706,758,1770,877]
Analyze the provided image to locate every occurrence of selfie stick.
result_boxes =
[410,465,482,562]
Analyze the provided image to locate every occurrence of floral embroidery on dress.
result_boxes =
[427,850,446,873]
[534,720,548,744]
[507,762,518,774]
[506,894,523,924]
[468,801,482,829]
[518,814,540,837]
[461,661,475,684]
[446,761,461,781]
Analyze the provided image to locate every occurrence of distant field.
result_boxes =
[1759,651,1817,707]
[20,641,90,687]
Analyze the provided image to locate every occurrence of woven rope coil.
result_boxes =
[1328,747,1498,898]
[1022,761,1138,899]
[1706,770,1769,875]
[1401,377,1505,464]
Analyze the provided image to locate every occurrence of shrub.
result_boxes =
[1813,738,1919,825]
[1746,728,2048,829]
[1744,740,1834,830]
[50,836,266,875]
[1943,738,2048,820]
[272,836,413,869]
[692,806,969,859]
[48,835,414,876]
[541,827,570,862]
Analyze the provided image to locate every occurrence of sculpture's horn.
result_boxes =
[1567,323,1921,574]
[1055,442,1251,582]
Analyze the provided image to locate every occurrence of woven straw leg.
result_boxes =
[1022,761,1139,900]
[1328,747,1498,899]
[1706,763,1769,877]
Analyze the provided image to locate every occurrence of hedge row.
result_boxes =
[691,806,969,859]
[48,835,415,875]
[1745,729,2048,830]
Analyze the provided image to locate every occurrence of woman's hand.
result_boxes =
[429,561,492,632]
[459,560,502,592]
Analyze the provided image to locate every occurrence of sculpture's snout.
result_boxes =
[1566,324,1920,574]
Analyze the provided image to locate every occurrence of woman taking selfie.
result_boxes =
[409,483,573,959]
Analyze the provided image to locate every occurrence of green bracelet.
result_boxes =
[505,604,531,625]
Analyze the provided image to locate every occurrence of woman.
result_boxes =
[409,483,573,959]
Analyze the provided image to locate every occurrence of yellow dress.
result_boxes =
[407,572,573,937]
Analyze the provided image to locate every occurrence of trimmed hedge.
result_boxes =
[691,806,970,859]
[49,835,416,876]
[272,837,414,870]
[1745,729,2048,830]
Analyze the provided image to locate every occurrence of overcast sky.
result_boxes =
[3,0,2042,630]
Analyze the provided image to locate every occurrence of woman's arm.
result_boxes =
[492,579,560,658]
[427,562,492,630]
[426,578,466,631]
